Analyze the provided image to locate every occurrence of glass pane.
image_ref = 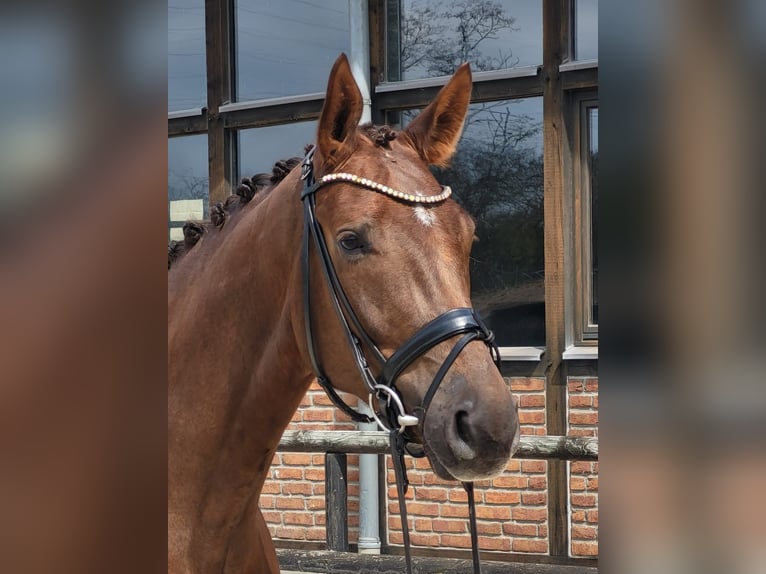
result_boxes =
[235,0,350,101]
[168,0,207,112]
[386,0,542,81]
[393,98,545,347]
[575,0,598,61]
[588,106,598,325]
[238,121,317,179]
[168,135,209,240]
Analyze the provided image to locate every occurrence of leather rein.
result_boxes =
[300,146,499,573]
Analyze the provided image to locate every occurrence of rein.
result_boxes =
[300,146,500,574]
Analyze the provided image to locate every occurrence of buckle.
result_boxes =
[301,146,316,181]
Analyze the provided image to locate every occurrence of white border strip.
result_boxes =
[219,92,325,113]
[559,59,598,73]
[498,346,545,362]
[168,107,204,120]
[562,345,599,360]
[375,65,540,93]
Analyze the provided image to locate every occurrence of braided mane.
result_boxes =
[167,125,398,270]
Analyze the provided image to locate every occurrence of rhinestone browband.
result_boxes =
[316,172,452,204]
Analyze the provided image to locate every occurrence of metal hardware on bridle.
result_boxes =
[300,145,499,574]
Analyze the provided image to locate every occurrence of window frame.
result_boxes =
[565,90,599,352]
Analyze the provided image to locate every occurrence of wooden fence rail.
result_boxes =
[275,430,598,554]
[278,430,598,461]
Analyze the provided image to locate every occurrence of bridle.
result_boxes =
[300,145,499,574]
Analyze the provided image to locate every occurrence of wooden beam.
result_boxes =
[542,0,571,558]
[204,0,233,207]
[278,431,598,461]
[325,453,349,552]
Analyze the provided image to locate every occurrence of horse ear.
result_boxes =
[403,63,472,167]
[316,53,363,164]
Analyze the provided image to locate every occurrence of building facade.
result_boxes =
[168,0,598,565]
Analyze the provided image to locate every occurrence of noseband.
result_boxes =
[300,146,498,573]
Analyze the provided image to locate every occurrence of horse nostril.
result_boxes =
[455,410,472,445]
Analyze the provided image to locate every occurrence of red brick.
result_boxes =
[303,409,334,422]
[414,519,432,532]
[586,510,599,523]
[281,453,312,466]
[572,541,598,556]
[503,522,537,537]
[512,538,548,553]
[571,510,586,521]
[571,494,597,507]
[491,475,527,489]
[260,510,281,523]
[512,378,545,391]
[519,410,545,425]
[282,482,313,496]
[312,483,325,496]
[307,498,324,510]
[410,533,440,546]
[388,516,402,530]
[315,514,326,526]
[475,506,511,520]
[587,477,599,490]
[511,507,547,522]
[584,380,598,392]
[260,482,281,494]
[389,532,403,545]
[528,477,547,490]
[569,412,598,425]
[432,519,466,533]
[476,522,501,536]
[570,477,586,490]
[440,505,468,518]
[440,534,472,549]
[274,526,306,540]
[569,428,597,437]
[304,469,324,481]
[521,492,546,505]
[284,512,314,526]
[485,490,521,505]
[593,395,598,408]
[273,468,303,480]
[449,489,468,503]
[407,502,440,516]
[571,461,597,474]
[568,380,585,392]
[276,497,305,510]
[305,528,325,541]
[572,525,598,540]
[259,495,276,509]
[414,487,449,502]
[519,394,545,408]
[521,460,547,474]
[569,395,593,408]
[479,536,511,551]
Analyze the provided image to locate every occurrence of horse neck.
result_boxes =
[169,172,315,559]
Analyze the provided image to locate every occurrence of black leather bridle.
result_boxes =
[300,146,499,573]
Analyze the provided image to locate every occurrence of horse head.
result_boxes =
[302,54,520,482]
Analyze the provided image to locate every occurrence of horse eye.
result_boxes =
[338,232,365,254]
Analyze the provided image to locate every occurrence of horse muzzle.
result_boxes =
[420,373,520,482]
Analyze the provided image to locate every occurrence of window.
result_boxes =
[235,0,350,101]
[388,98,545,348]
[168,0,206,112]
[384,0,542,82]
[566,94,598,348]
[574,0,598,61]
[238,121,317,179]
[168,135,209,240]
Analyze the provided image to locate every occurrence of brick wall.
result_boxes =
[567,377,599,557]
[263,376,598,559]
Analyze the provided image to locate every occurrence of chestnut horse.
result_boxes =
[168,54,520,573]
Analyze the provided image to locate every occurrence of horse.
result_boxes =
[168,53,520,573]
